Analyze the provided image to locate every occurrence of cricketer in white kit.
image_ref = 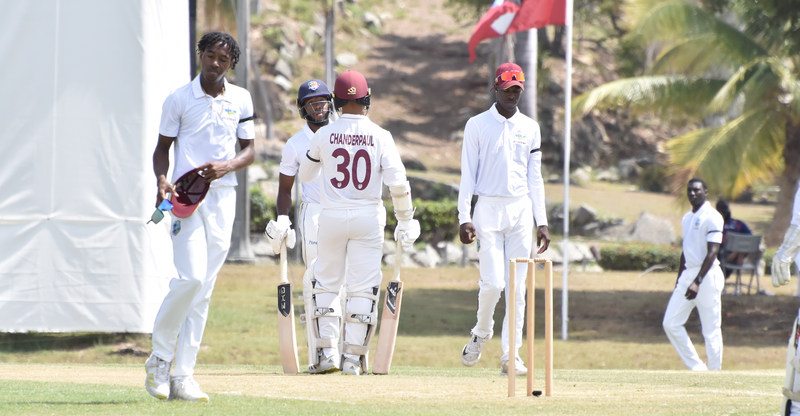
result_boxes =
[265,79,343,371]
[145,32,255,402]
[298,70,420,376]
[771,182,800,416]
[458,63,550,376]
[663,178,724,371]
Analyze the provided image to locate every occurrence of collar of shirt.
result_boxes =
[302,123,314,140]
[489,103,520,123]
[339,113,368,120]
[191,75,230,99]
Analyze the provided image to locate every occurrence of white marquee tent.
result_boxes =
[0,0,189,332]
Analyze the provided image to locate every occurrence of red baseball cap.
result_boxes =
[494,62,525,91]
[334,70,370,100]
[170,169,210,218]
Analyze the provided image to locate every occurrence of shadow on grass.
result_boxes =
[390,287,798,348]
[0,333,150,354]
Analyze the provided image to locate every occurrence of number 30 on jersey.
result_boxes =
[331,148,372,190]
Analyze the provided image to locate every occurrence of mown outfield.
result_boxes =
[0,263,796,415]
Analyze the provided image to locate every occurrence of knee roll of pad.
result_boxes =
[782,311,800,415]
[341,286,380,373]
[308,282,343,365]
[390,181,414,222]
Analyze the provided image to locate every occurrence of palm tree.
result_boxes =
[572,0,800,245]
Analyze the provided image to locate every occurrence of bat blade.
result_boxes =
[278,244,300,374]
[372,280,403,375]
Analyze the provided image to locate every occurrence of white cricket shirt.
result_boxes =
[458,104,547,226]
[159,75,255,188]
[301,114,406,209]
[280,124,321,204]
[681,201,724,269]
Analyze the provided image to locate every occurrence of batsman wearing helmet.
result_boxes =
[458,62,550,376]
[298,70,421,375]
[771,182,800,415]
[266,79,347,372]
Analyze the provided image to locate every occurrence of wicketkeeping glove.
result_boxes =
[394,219,421,251]
[265,215,296,254]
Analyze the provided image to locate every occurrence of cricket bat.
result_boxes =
[277,241,300,374]
[372,244,404,375]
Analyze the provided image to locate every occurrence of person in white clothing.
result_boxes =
[265,79,345,372]
[771,182,800,415]
[458,63,550,376]
[144,32,255,402]
[297,70,421,376]
[663,178,724,371]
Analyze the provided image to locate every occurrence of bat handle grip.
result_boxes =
[393,242,402,282]
[280,240,288,284]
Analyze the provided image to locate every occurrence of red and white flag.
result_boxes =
[468,0,566,63]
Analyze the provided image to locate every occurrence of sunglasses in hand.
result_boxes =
[147,197,173,224]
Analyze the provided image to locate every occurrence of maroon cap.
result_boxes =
[494,62,525,91]
[334,70,370,100]
[170,169,210,218]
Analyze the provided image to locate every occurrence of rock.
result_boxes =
[335,52,358,67]
[248,165,268,185]
[536,246,563,263]
[407,176,459,201]
[379,12,392,21]
[383,252,419,268]
[628,212,676,245]
[362,12,382,30]
[570,166,592,186]
[257,140,284,164]
[572,204,597,227]
[273,59,292,79]
[449,130,464,143]
[436,241,463,266]
[383,240,397,256]
[402,155,427,172]
[618,158,642,181]
[595,168,620,182]
[734,188,754,203]
[273,75,292,91]
[412,245,441,268]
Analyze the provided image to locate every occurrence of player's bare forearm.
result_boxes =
[276,174,295,216]
[153,134,175,207]
[196,139,255,182]
[695,242,721,284]
[676,253,686,287]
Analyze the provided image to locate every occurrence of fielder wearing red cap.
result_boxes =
[146,32,255,402]
[297,70,420,376]
[458,62,550,377]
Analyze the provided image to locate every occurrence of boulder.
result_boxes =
[362,11,382,30]
[273,75,292,91]
[436,241,464,266]
[335,52,358,67]
[251,235,277,257]
[617,158,642,181]
[383,252,419,268]
[412,245,441,268]
[402,155,427,172]
[247,165,268,185]
[405,176,459,201]
[572,204,597,227]
[570,166,592,186]
[628,211,676,245]
[273,59,293,79]
[595,168,620,182]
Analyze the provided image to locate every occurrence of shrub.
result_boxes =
[598,244,682,272]
[385,198,460,244]
[249,185,274,233]
[637,165,669,193]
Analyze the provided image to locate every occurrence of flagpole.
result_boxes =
[562,0,574,341]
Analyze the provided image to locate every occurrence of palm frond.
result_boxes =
[649,35,728,75]
[667,106,783,197]
[627,0,767,67]
[572,76,725,119]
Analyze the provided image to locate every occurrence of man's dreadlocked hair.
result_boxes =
[196,32,240,70]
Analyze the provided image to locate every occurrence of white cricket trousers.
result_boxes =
[314,205,385,361]
[663,265,724,371]
[472,195,533,362]
[299,201,322,267]
[151,186,236,378]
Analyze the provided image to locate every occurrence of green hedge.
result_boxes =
[598,244,682,272]
[250,188,460,243]
[385,198,459,243]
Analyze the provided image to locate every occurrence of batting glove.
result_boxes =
[394,219,421,251]
[265,215,293,254]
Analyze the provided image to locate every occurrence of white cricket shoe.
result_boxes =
[169,376,209,402]
[308,352,339,374]
[500,357,528,376]
[144,355,171,400]
[341,358,362,376]
[461,333,490,366]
